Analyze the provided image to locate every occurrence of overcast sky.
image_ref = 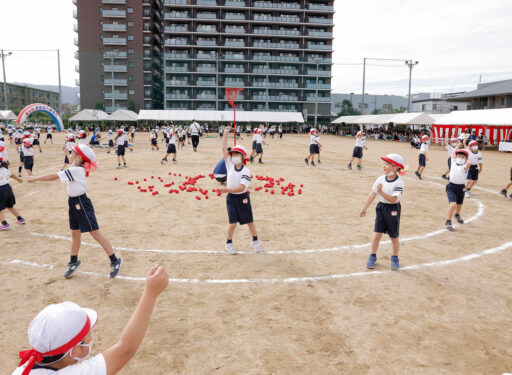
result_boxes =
[0,0,511,96]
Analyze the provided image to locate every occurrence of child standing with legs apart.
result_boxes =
[28,144,123,279]
[0,158,25,231]
[348,129,367,170]
[441,137,460,180]
[219,126,262,255]
[304,129,322,166]
[445,148,470,231]
[115,129,128,169]
[360,153,405,270]
[415,135,429,180]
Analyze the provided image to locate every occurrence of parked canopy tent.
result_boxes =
[0,110,17,121]
[331,115,363,124]
[432,108,512,145]
[331,112,437,126]
[137,110,304,123]
[69,109,109,122]
[105,109,138,122]
[388,112,437,126]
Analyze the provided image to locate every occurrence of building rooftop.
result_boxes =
[451,79,512,100]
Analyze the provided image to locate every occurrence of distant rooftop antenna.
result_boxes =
[478,74,482,84]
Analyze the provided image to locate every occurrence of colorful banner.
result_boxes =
[432,124,512,145]
[16,103,63,131]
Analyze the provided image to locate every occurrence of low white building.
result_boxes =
[411,92,471,114]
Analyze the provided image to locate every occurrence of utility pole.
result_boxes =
[57,49,62,117]
[405,60,419,112]
[1,50,12,110]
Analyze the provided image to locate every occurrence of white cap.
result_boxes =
[73,144,97,164]
[28,302,97,354]
[230,145,248,157]
[381,153,405,170]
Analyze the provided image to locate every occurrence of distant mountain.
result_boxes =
[12,83,79,105]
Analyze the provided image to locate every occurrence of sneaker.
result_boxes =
[16,218,26,225]
[454,214,464,224]
[366,254,377,269]
[109,258,123,278]
[160,160,166,165]
[130,148,134,152]
[317,160,321,164]
[500,189,507,197]
[418,174,422,180]
[116,165,122,169]
[357,165,362,171]
[18,174,21,177]
[193,148,197,152]
[122,164,127,168]
[258,159,263,164]
[415,171,419,178]
[311,161,316,166]
[465,191,472,198]
[251,240,262,253]
[304,158,309,165]
[509,194,512,199]
[64,260,82,278]
[250,156,254,163]
[445,220,454,231]
[0,223,11,231]
[348,163,352,170]
[173,160,177,164]
[442,175,448,180]
[391,256,400,270]
[225,242,237,255]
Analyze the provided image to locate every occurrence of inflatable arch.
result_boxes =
[16,103,63,131]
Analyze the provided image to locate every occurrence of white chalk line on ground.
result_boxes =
[10,199,484,255]
[6,239,512,284]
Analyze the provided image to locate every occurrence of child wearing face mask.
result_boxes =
[12,265,169,375]
[445,148,470,231]
[465,140,483,197]
[348,129,367,170]
[360,153,405,270]
[27,144,123,279]
[219,126,262,255]
[441,137,460,180]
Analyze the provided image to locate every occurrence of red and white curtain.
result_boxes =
[431,125,512,145]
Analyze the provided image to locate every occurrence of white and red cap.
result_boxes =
[381,153,405,170]
[455,149,469,158]
[356,130,364,138]
[421,135,429,142]
[73,144,98,176]
[468,140,478,148]
[309,128,318,135]
[450,137,459,143]
[229,145,248,157]
[66,134,75,141]
[0,140,5,152]
[18,302,97,375]
[458,134,465,141]
[117,129,124,134]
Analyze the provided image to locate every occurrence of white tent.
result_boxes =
[433,108,512,126]
[105,109,138,122]
[388,112,436,126]
[69,109,109,122]
[331,115,363,124]
[365,114,396,125]
[137,110,304,123]
[0,110,17,121]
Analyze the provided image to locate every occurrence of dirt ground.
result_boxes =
[2,130,512,374]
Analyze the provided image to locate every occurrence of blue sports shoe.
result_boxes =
[366,254,377,269]
[391,256,400,270]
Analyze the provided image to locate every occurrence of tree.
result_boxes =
[371,108,382,115]
[127,99,136,112]
[94,102,105,111]
[337,99,361,117]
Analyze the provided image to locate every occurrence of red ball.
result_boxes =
[114,177,118,181]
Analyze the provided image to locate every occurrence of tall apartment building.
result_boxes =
[74,0,334,122]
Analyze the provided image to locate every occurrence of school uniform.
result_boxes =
[108,132,114,147]
[46,127,53,139]
[58,166,99,233]
[310,134,320,154]
[33,130,40,146]
[466,149,482,181]
[166,130,177,154]
[225,156,253,225]
[418,142,429,167]
[13,130,22,145]
[150,132,157,146]
[352,136,365,158]
[252,131,258,151]
[372,175,405,238]
[116,134,126,155]
[189,122,201,149]
[255,131,263,154]
[64,140,76,164]
[213,158,228,183]
[0,167,16,211]
[12,354,107,374]
[446,159,469,205]
[22,138,35,171]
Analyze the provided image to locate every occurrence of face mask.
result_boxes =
[70,339,93,363]
[386,170,396,177]
[232,156,242,165]
[471,146,478,151]
[456,157,466,165]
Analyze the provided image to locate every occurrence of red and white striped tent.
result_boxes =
[432,108,512,145]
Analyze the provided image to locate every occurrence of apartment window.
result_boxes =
[501,98,505,105]
[145,103,151,109]
[128,35,134,41]
[128,21,134,27]
[128,75,134,81]
[101,89,105,94]
[432,104,438,110]
[128,48,134,54]
[127,7,133,13]
[100,34,103,40]
[422,104,427,111]
[145,90,151,97]
[128,61,134,68]
[129,89,135,95]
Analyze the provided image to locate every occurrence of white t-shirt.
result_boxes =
[189,122,201,136]
[11,354,106,375]
[179,129,186,137]
[467,150,482,166]
[226,156,251,194]
[13,130,22,139]
[310,135,320,145]
[0,167,11,186]
[47,127,53,134]
[445,144,454,157]
[420,142,429,154]
[108,132,113,141]
[255,132,263,144]
[372,175,405,204]
[0,150,7,162]
[167,130,176,144]
[116,134,126,146]
[355,136,366,148]
[449,159,469,185]
[150,132,156,140]
[65,140,76,152]
[22,138,35,157]
[58,166,87,197]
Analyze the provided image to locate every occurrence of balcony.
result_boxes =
[197,80,217,86]
[253,15,300,23]
[254,29,300,36]
[224,67,244,73]
[166,94,190,99]
[225,53,244,60]
[164,52,188,59]
[308,17,333,24]
[224,81,244,87]
[102,9,127,18]
[197,40,217,46]
[225,0,245,6]
[105,92,129,99]
[308,30,332,37]
[253,95,268,100]
[253,1,300,9]
[196,93,217,99]
[165,26,188,33]
[308,3,334,11]
[75,65,79,72]
[197,66,216,72]
[197,0,217,4]
[270,82,298,88]
[165,39,188,46]
[104,79,128,86]
[225,27,244,33]
[74,37,79,46]
[102,0,126,3]
[306,96,330,102]
[225,41,244,47]
[165,0,187,4]
[307,69,331,76]
[104,64,128,72]
[74,51,79,59]
[75,79,80,86]
[253,55,299,62]
[225,14,245,20]
[197,105,216,110]
[307,43,331,50]
[105,106,127,113]
[197,53,217,59]
[197,26,216,32]
[253,42,299,49]
[103,24,127,32]
[165,12,189,19]
[253,68,299,75]
[305,83,330,89]
[104,51,128,58]
[165,79,189,85]
[103,37,127,45]
[165,66,189,72]
[197,13,217,19]
[307,57,331,63]
[269,95,298,101]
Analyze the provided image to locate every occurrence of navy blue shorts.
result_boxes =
[374,202,401,238]
[467,165,479,180]
[352,146,363,158]
[117,145,125,156]
[256,143,263,154]
[167,144,176,154]
[46,134,52,139]
[227,192,253,225]
[446,182,465,205]
[23,155,34,171]
[419,153,426,167]
[64,155,69,164]
[447,157,451,170]
[309,144,319,154]
[19,152,25,162]
[33,139,40,146]
[68,194,99,233]
[109,140,114,147]
[15,139,21,145]
[252,140,257,150]
[151,139,157,146]
[0,184,15,210]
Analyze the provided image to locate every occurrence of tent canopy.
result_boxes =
[332,112,437,126]
[69,109,109,122]
[0,110,17,121]
[331,115,363,124]
[105,109,138,122]
[433,108,512,127]
[138,110,304,123]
